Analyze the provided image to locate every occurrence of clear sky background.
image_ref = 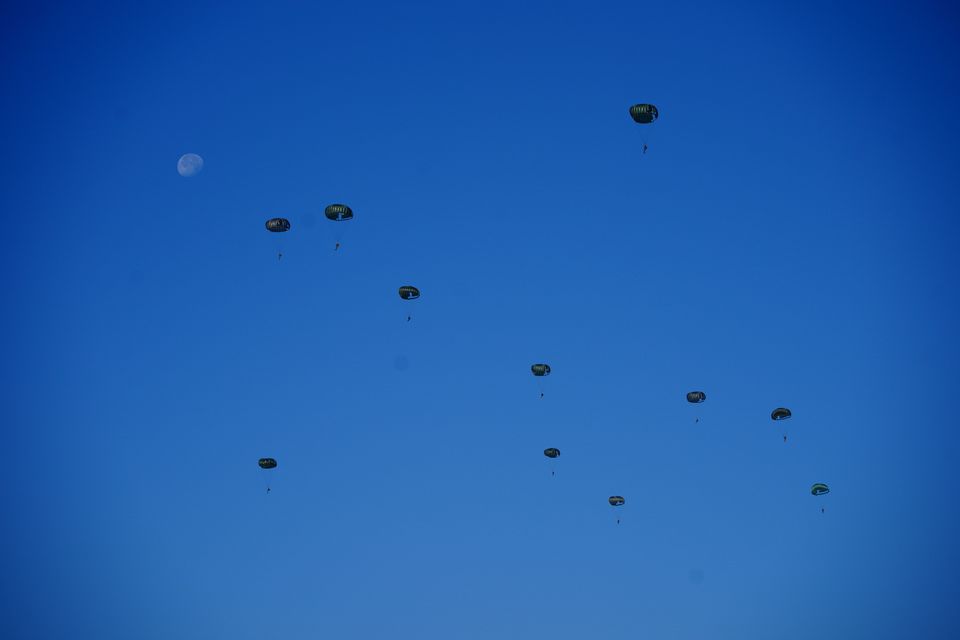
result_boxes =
[2,1,959,638]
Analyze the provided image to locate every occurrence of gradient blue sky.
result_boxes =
[2,1,959,638]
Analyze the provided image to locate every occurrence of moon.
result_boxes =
[177,153,204,177]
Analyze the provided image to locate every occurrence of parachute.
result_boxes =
[687,390,706,423]
[259,457,277,493]
[771,407,792,421]
[811,482,830,512]
[543,447,560,476]
[398,285,420,322]
[265,218,291,232]
[265,218,291,259]
[323,204,353,250]
[324,204,354,221]
[629,104,659,124]
[398,286,420,300]
[772,407,793,443]
[609,495,625,523]
[629,104,658,153]
[530,363,551,398]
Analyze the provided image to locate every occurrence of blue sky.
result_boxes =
[2,1,959,638]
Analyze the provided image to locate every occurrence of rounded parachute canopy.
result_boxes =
[531,363,551,377]
[629,103,659,124]
[398,285,420,300]
[258,458,277,469]
[811,483,830,496]
[544,448,560,459]
[324,203,354,221]
[609,496,625,507]
[265,218,291,232]
[686,391,706,403]
[771,407,792,421]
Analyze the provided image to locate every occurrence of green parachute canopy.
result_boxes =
[543,448,560,459]
[258,458,277,469]
[687,391,706,403]
[811,483,830,496]
[608,496,625,507]
[771,407,792,421]
[629,104,659,124]
[324,204,354,221]
[398,285,420,300]
[531,364,551,377]
[265,218,291,232]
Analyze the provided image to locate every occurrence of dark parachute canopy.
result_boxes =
[325,204,353,221]
[811,483,830,496]
[531,364,551,377]
[629,104,659,124]
[258,458,277,469]
[544,448,560,459]
[687,391,706,403]
[609,496,625,506]
[265,218,291,232]
[398,285,420,300]
[771,407,792,421]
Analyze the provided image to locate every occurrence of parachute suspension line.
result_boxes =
[531,363,551,400]
[635,126,649,156]
[609,496,625,525]
[629,104,658,154]
[772,408,792,444]
[265,217,290,263]
[544,449,560,479]
[398,286,419,325]
[687,392,705,425]
[325,204,352,253]
[811,483,829,514]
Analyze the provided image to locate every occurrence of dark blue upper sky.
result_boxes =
[2,1,959,638]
